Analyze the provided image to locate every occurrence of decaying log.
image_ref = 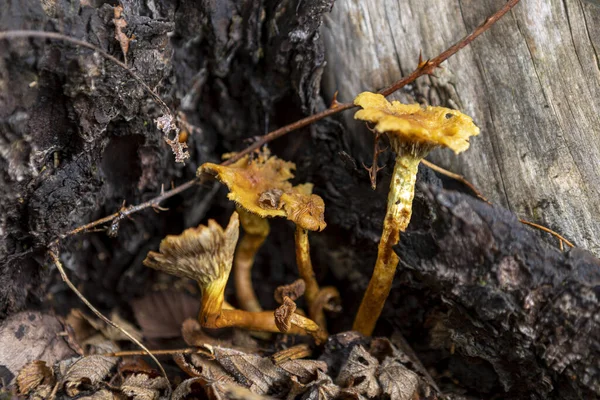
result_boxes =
[321,0,600,255]
[396,184,599,399]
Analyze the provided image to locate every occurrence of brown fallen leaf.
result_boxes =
[377,357,420,400]
[212,346,288,395]
[113,5,131,64]
[0,312,76,384]
[65,309,142,351]
[120,373,169,400]
[62,355,119,396]
[132,290,199,340]
[278,359,327,384]
[172,377,206,400]
[335,345,380,398]
[78,389,117,400]
[16,360,54,394]
[293,370,341,400]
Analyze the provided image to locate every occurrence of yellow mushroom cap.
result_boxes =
[354,92,480,155]
[198,151,326,232]
[143,212,239,288]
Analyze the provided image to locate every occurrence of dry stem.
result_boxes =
[47,250,169,384]
[421,160,575,249]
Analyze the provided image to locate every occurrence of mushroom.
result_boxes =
[198,150,339,329]
[351,92,480,336]
[143,212,326,342]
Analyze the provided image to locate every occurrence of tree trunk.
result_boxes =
[321,0,600,255]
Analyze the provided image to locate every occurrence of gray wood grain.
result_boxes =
[321,0,600,255]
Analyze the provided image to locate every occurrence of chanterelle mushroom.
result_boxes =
[198,150,339,330]
[143,212,326,342]
[352,92,480,336]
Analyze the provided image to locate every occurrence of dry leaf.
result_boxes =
[16,360,54,394]
[296,370,341,400]
[66,309,142,347]
[181,318,217,347]
[377,357,419,400]
[213,347,287,395]
[335,345,381,398]
[113,5,130,64]
[278,360,327,384]
[190,354,234,383]
[0,312,76,384]
[79,389,117,400]
[172,377,205,400]
[120,373,169,400]
[62,355,118,396]
[29,383,55,400]
[214,382,275,399]
[132,290,199,339]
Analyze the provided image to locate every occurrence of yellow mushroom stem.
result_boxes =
[294,226,327,326]
[352,152,422,336]
[199,270,326,343]
[234,207,270,312]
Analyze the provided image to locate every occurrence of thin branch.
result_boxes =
[363,127,387,190]
[101,348,211,358]
[379,0,521,97]
[225,0,521,165]
[47,250,171,386]
[51,178,199,245]
[519,219,575,249]
[0,30,173,118]
[422,160,575,250]
[422,159,490,203]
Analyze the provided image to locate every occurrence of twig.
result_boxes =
[519,219,575,249]
[102,348,211,358]
[363,127,387,190]
[47,250,170,386]
[224,0,522,165]
[0,30,173,118]
[422,160,575,250]
[51,178,199,244]
[271,343,312,365]
[378,0,521,97]
[422,159,490,203]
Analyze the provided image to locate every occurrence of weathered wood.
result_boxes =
[321,0,600,255]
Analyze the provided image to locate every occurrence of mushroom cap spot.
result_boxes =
[353,92,480,154]
[143,212,239,288]
[198,151,326,231]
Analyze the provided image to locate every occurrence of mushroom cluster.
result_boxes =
[144,212,326,343]
[143,93,479,342]
[199,150,339,331]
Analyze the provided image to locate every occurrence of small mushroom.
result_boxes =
[143,212,325,342]
[352,92,480,336]
[198,150,339,330]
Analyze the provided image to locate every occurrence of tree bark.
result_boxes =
[321,0,600,255]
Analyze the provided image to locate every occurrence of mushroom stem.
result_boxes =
[352,153,422,336]
[199,272,325,342]
[294,226,324,325]
[234,208,270,312]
